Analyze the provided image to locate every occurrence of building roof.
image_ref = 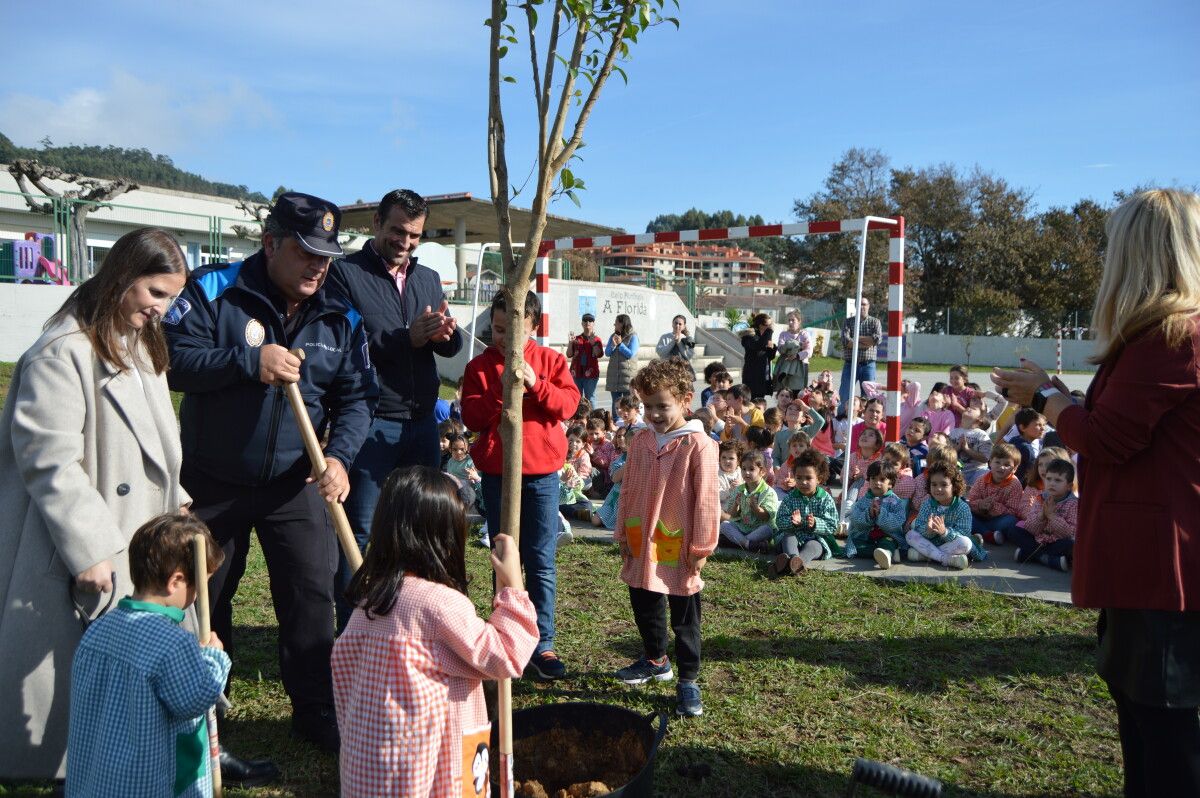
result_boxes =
[338,192,624,245]
[582,241,765,265]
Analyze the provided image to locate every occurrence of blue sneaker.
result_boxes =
[676,680,703,717]
[615,656,673,685]
[525,650,567,680]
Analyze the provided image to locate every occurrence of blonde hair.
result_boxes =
[1091,189,1200,364]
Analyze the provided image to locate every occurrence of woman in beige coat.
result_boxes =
[0,228,190,780]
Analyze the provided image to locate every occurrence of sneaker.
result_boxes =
[1056,555,1070,572]
[526,650,567,680]
[675,680,703,717]
[873,548,892,570]
[771,553,790,578]
[993,530,1006,545]
[907,548,923,563]
[615,656,673,685]
[947,554,969,570]
[972,533,986,550]
[788,555,807,575]
[477,521,490,548]
[1014,547,1028,563]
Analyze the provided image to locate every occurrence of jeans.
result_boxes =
[610,390,629,415]
[838,359,878,407]
[574,376,598,407]
[482,472,559,654]
[337,414,440,631]
[971,512,1020,538]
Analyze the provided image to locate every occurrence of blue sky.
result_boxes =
[3,0,1196,231]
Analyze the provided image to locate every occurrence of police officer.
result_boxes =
[326,189,462,630]
[165,192,376,763]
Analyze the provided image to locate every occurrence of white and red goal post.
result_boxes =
[539,217,907,441]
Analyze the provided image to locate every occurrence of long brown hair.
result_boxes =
[47,228,188,374]
[346,466,469,618]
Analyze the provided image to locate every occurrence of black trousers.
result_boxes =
[628,587,702,681]
[183,467,337,712]
[1109,683,1200,798]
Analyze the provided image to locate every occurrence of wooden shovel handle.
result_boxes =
[284,349,363,572]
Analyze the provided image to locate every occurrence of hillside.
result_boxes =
[0,132,270,202]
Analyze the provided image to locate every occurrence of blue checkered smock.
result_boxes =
[66,598,231,798]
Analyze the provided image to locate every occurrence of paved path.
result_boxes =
[559,525,1073,605]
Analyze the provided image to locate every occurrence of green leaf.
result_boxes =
[561,168,575,189]
[498,45,508,58]
[566,189,581,208]
[665,15,679,28]
[613,64,628,84]
[503,75,517,83]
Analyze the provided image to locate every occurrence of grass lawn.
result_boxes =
[0,541,1120,797]
[2,540,1099,798]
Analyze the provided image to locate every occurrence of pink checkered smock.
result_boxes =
[615,428,720,596]
[332,580,538,798]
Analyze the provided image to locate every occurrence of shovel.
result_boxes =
[283,348,363,572]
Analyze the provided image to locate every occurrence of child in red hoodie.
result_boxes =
[461,291,579,681]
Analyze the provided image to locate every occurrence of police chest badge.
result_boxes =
[245,319,266,347]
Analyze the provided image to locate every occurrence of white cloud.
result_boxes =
[1084,163,1113,169]
[0,69,279,153]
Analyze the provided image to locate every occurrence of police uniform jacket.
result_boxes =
[165,251,377,486]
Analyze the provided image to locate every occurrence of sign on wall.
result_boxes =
[596,289,654,322]
[577,288,597,319]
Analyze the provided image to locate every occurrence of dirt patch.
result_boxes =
[513,726,646,797]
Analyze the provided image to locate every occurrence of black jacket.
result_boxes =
[165,251,377,486]
[327,244,463,420]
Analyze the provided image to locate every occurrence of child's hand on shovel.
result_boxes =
[491,534,524,591]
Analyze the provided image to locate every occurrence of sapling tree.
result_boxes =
[486,0,678,544]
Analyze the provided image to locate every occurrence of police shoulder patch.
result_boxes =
[162,297,191,326]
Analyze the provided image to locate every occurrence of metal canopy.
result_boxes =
[338,192,624,246]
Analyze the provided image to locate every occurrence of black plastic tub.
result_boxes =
[491,702,668,797]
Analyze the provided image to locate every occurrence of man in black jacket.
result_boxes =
[326,189,462,629]
[166,192,376,765]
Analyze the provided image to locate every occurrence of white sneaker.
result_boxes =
[947,554,969,570]
[906,548,923,563]
[873,548,892,570]
[1056,555,1070,572]
[478,522,490,548]
[557,513,573,545]
[993,530,1006,545]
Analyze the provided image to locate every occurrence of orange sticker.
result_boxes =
[625,517,644,558]
[462,723,491,798]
